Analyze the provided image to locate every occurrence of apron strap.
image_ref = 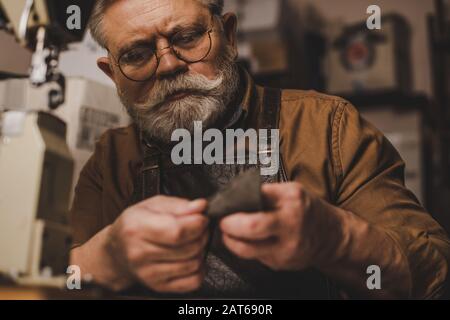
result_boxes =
[129,134,162,205]
[260,87,288,183]
[259,87,282,131]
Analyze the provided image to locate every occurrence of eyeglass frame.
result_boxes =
[108,14,219,82]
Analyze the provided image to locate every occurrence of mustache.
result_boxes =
[135,72,225,111]
[117,44,240,143]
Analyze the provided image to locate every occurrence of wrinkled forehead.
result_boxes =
[104,0,211,52]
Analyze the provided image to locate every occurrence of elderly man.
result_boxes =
[70,0,450,299]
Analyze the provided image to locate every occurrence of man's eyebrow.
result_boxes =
[168,20,207,35]
[117,39,154,58]
[116,18,209,57]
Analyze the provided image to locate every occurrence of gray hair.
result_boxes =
[89,0,224,49]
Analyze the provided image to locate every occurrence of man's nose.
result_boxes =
[155,46,188,79]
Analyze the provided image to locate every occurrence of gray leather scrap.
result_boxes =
[206,169,263,218]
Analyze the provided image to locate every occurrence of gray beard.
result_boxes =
[118,49,240,144]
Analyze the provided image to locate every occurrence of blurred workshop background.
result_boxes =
[1,0,449,233]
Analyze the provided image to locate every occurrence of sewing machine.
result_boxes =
[0,0,94,287]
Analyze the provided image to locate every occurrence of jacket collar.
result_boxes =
[222,66,258,129]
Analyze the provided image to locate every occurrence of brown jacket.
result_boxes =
[70,70,450,298]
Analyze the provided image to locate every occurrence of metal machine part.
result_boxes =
[0,0,94,109]
[0,0,93,286]
[0,112,73,285]
[0,77,131,203]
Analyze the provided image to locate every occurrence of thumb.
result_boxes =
[173,198,208,216]
[261,183,284,209]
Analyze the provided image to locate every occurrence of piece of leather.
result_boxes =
[206,168,263,219]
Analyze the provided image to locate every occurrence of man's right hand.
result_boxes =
[71,196,209,294]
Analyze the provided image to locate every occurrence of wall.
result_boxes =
[59,32,113,87]
[0,31,32,76]
[287,0,435,95]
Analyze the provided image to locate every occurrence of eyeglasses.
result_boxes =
[111,15,216,82]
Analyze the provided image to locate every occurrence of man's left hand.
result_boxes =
[220,182,347,271]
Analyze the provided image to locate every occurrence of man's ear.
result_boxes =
[221,12,238,58]
[97,56,116,83]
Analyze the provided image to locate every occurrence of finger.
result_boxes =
[139,196,207,216]
[173,199,208,216]
[139,257,203,285]
[131,208,209,246]
[134,232,209,264]
[169,214,210,245]
[157,271,204,293]
[220,212,279,240]
[261,183,286,207]
[222,234,277,260]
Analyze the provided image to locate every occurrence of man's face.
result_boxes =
[97,0,240,143]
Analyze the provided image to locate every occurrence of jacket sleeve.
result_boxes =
[69,139,104,248]
[334,101,450,299]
